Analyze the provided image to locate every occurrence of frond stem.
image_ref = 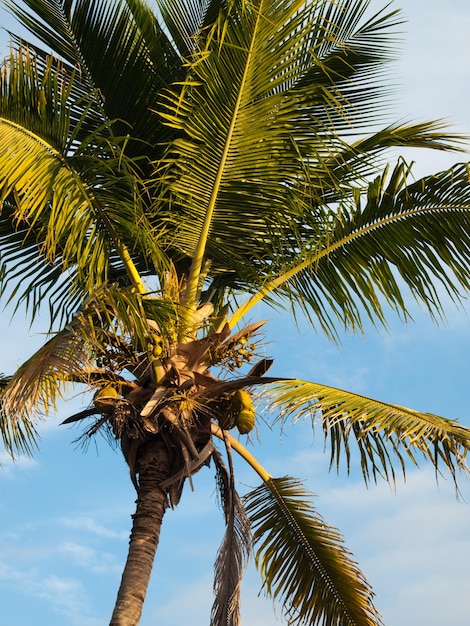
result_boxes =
[182,2,265,313]
[211,424,271,483]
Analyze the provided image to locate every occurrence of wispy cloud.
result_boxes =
[0,561,104,626]
[59,515,128,540]
[142,576,214,626]
[59,540,122,575]
[0,451,38,477]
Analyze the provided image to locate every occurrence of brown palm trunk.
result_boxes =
[110,437,172,626]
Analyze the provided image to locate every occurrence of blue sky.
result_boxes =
[1,1,470,625]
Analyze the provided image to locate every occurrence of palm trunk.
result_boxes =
[110,438,172,626]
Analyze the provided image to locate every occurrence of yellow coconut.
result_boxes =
[236,408,255,434]
[93,385,119,414]
[150,334,164,357]
[233,389,254,412]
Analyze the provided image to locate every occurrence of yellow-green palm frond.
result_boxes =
[154,0,465,310]
[263,380,470,486]
[72,285,181,355]
[299,161,470,336]
[0,116,163,321]
[157,0,224,58]
[0,27,173,322]
[0,326,92,454]
[0,286,180,451]
[0,45,99,154]
[0,372,39,457]
[244,476,381,626]
[0,38,101,155]
[0,118,112,292]
[0,196,78,322]
[320,121,467,194]
[155,0,373,258]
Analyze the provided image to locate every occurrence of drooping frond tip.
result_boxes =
[244,476,382,626]
[0,372,39,457]
[264,380,470,488]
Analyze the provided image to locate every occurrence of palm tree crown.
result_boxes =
[1,1,470,625]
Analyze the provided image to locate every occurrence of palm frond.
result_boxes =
[244,476,381,626]
[231,160,470,337]
[0,286,179,425]
[0,45,101,153]
[0,194,155,326]
[263,379,470,486]
[211,447,251,626]
[72,285,181,358]
[158,0,208,57]
[298,161,470,335]
[1,326,92,423]
[4,0,181,159]
[0,115,165,319]
[154,0,464,308]
[0,118,108,284]
[0,197,80,323]
[0,372,39,457]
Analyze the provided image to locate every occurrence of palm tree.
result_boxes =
[1,0,470,624]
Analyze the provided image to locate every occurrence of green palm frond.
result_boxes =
[321,122,467,196]
[0,193,155,326]
[244,476,381,626]
[73,285,181,354]
[0,46,100,153]
[0,118,112,293]
[0,326,90,452]
[0,197,77,322]
[158,0,209,57]
[0,372,39,456]
[154,0,464,310]
[0,115,162,316]
[294,160,470,335]
[5,0,181,159]
[230,160,470,336]
[1,323,92,419]
[0,403,39,457]
[263,380,470,485]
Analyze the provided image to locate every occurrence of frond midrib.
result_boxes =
[230,199,470,326]
[183,0,266,311]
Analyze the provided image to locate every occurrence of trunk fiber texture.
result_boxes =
[110,437,172,626]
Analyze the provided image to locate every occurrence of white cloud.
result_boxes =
[141,567,281,626]
[0,451,38,477]
[36,574,87,615]
[142,576,214,626]
[59,541,122,575]
[0,561,103,626]
[59,515,128,540]
[60,541,96,564]
[312,468,470,626]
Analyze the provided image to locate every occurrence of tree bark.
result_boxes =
[110,437,172,626]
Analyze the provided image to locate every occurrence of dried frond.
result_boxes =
[211,448,251,626]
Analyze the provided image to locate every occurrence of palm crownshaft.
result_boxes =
[1,1,470,625]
